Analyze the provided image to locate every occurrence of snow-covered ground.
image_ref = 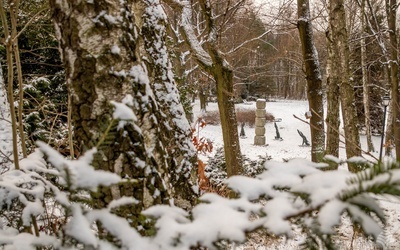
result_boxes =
[194,99,385,163]
[192,99,400,249]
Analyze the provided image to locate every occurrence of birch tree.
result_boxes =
[49,0,197,232]
[297,0,326,163]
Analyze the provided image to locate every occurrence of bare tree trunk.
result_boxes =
[199,0,242,176]
[50,0,197,231]
[325,32,340,165]
[213,65,242,176]
[0,1,20,170]
[9,1,27,158]
[199,88,207,111]
[385,0,400,159]
[297,0,326,163]
[328,0,361,172]
[166,0,243,176]
[358,0,393,156]
[141,7,198,206]
[361,0,374,152]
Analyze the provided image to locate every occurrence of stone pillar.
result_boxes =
[254,99,266,145]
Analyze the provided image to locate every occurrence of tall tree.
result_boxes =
[325,28,341,165]
[165,0,244,177]
[49,0,197,232]
[360,0,375,152]
[0,1,20,169]
[297,0,326,163]
[385,0,400,159]
[328,0,361,172]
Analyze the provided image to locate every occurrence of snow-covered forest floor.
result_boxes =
[193,99,400,249]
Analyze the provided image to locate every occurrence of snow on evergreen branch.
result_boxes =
[0,148,399,249]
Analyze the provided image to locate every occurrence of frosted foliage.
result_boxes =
[65,205,97,247]
[37,141,121,190]
[107,196,139,210]
[0,145,398,249]
[22,199,44,226]
[347,205,382,238]
[318,199,346,233]
[110,100,137,121]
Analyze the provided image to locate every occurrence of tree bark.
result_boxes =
[50,0,197,231]
[166,0,243,176]
[199,0,243,176]
[0,1,20,170]
[297,0,326,163]
[141,5,198,207]
[325,30,340,166]
[328,0,361,172]
[361,0,374,153]
[385,0,400,160]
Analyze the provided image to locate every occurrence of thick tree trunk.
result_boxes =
[325,32,340,165]
[297,0,326,163]
[141,6,198,207]
[170,0,243,176]
[50,0,197,231]
[212,65,242,176]
[329,0,361,172]
[385,0,400,160]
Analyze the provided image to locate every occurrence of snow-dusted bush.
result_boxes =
[206,147,271,187]
[0,144,398,249]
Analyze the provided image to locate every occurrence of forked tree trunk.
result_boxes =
[168,0,243,176]
[50,0,197,231]
[297,0,326,163]
[328,0,361,172]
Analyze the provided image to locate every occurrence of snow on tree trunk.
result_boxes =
[297,0,326,163]
[176,0,243,176]
[0,61,14,169]
[50,0,197,231]
[141,1,198,207]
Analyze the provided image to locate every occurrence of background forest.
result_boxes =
[0,0,400,249]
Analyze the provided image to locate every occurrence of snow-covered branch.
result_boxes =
[226,30,272,55]
[1,146,398,249]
